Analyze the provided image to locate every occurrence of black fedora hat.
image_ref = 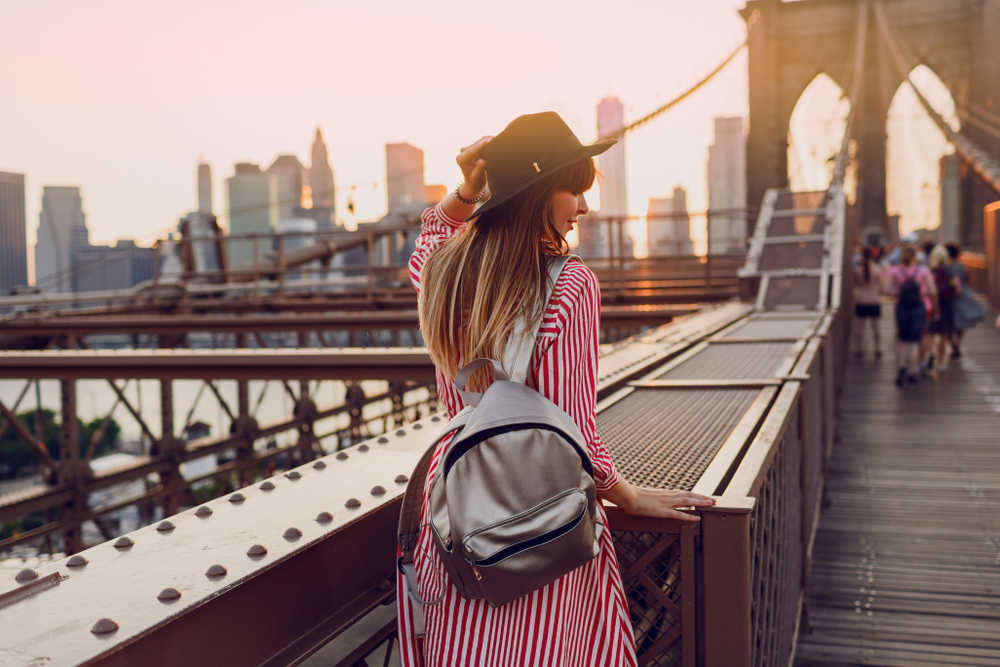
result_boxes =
[468,112,616,221]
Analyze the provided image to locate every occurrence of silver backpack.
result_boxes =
[398,256,603,626]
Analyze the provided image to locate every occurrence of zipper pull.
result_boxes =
[471,563,482,581]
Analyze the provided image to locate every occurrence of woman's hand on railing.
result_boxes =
[601,479,715,522]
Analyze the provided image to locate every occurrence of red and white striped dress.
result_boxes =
[397,204,637,667]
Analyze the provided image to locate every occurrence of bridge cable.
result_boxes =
[598,10,762,142]
[873,0,1000,195]
[830,0,870,188]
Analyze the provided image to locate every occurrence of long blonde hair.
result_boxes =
[419,158,597,386]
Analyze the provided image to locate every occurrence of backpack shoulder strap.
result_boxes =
[505,255,579,384]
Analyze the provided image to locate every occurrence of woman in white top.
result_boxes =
[853,246,883,358]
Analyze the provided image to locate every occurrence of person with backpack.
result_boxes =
[398,112,715,667]
[945,243,985,355]
[928,245,959,373]
[853,246,883,358]
[886,245,938,385]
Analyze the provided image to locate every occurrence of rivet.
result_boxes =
[260,480,276,490]
[286,471,302,480]
[156,520,175,532]
[15,568,38,583]
[395,475,409,484]
[247,544,267,557]
[229,492,246,503]
[206,564,227,577]
[283,527,303,540]
[377,436,389,444]
[157,587,181,601]
[345,498,361,508]
[91,618,119,634]
[359,444,370,453]
[431,416,441,422]
[336,452,349,460]
[195,505,213,517]
[395,429,406,436]
[313,460,327,469]
[413,423,423,430]
[316,511,334,523]
[114,536,134,549]
[67,555,88,568]
[371,486,386,496]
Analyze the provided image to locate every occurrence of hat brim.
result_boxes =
[465,139,617,222]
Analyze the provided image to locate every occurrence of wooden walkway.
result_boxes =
[796,309,1000,667]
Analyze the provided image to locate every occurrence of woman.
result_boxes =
[945,243,984,355]
[886,245,938,385]
[400,112,715,667]
[853,246,882,358]
[928,245,958,373]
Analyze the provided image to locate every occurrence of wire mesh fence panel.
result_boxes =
[723,318,816,339]
[773,191,827,212]
[759,242,825,272]
[749,399,803,667]
[657,343,795,380]
[599,388,760,489]
[763,276,821,309]
[767,213,825,238]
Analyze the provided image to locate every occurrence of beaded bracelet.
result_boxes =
[455,182,488,206]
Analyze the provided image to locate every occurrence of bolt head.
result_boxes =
[371,486,387,496]
[229,492,246,503]
[283,527,303,540]
[157,587,181,601]
[431,415,441,422]
[395,429,406,436]
[286,470,302,480]
[260,480,276,490]
[114,536,134,549]
[15,568,38,583]
[345,498,361,508]
[395,475,409,484]
[377,436,389,444]
[67,555,88,568]
[413,423,423,430]
[247,544,267,557]
[313,460,327,470]
[156,520,175,532]
[358,444,370,453]
[315,511,334,523]
[91,618,119,634]
[195,505,213,517]
[336,452,349,460]
[206,564,227,577]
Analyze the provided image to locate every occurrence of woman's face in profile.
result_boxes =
[550,189,590,237]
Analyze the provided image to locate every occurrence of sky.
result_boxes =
[1,0,956,283]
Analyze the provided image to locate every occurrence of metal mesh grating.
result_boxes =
[764,276,820,308]
[656,343,794,380]
[724,318,817,339]
[773,191,826,211]
[599,388,759,489]
[767,214,825,237]
[759,242,825,271]
[613,531,684,666]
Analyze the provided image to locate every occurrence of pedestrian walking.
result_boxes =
[886,246,938,385]
[928,245,958,373]
[853,246,883,358]
[945,243,984,355]
[400,112,715,667]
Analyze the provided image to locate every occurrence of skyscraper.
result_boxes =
[386,143,426,216]
[35,186,90,293]
[309,128,336,228]
[707,117,747,254]
[227,163,278,267]
[198,162,213,214]
[267,155,309,223]
[0,171,27,293]
[579,98,632,259]
[647,187,693,257]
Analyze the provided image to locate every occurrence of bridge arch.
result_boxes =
[743,0,1000,246]
[787,73,851,193]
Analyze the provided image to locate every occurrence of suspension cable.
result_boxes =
[873,0,1000,194]
[831,0,870,187]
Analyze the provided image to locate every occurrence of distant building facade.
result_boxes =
[267,155,309,223]
[647,187,693,257]
[386,143,427,217]
[227,163,278,267]
[198,162,213,214]
[579,97,632,260]
[0,171,27,293]
[35,186,90,293]
[74,240,154,292]
[707,117,747,254]
[309,128,336,229]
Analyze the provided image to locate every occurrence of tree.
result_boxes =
[0,409,121,480]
